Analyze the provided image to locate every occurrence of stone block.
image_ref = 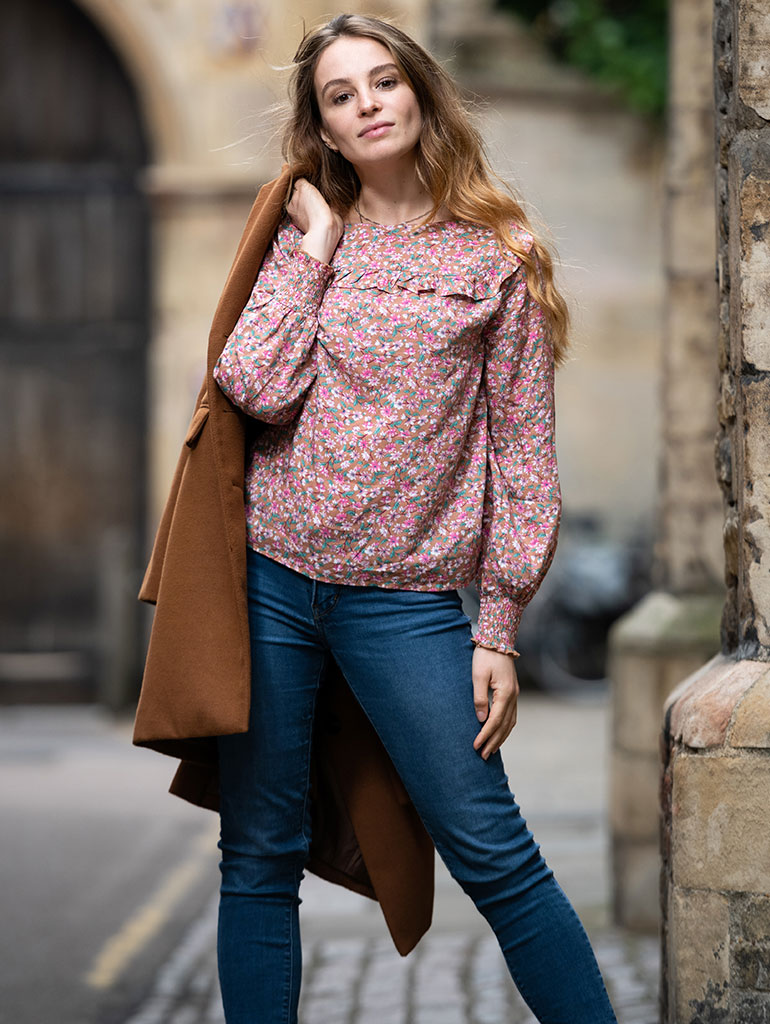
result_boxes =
[659,434,721,504]
[742,381,770,650]
[745,563,770,654]
[660,654,716,705]
[728,895,770,1012]
[729,670,770,747]
[665,654,722,712]
[666,655,766,749]
[672,751,770,892]
[732,942,770,991]
[742,382,770,486]
[663,372,719,447]
[658,516,725,600]
[611,652,665,755]
[669,0,714,109]
[666,103,717,192]
[611,593,723,658]
[730,991,770,1023]
[613,841,661,932]
[667,186,719,276]
[664,274,719,368]
[730,132,770,372]
[737,0,770,120]
[610,748,660,841]
[742,272,770,371]
[732,892,770,945]
[729,913,770,1017]
[669,887,729,1024]
[662,510,726,598]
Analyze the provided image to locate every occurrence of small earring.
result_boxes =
[322,140,337,152]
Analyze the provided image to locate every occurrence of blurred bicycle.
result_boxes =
[460,516,651,692]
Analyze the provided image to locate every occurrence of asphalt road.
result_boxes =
[0,706,221,1024]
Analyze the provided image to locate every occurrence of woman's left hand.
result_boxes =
[471,646,519,759]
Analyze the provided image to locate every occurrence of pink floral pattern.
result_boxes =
[213,214,561,652]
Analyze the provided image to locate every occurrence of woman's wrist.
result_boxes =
[472,640,521,659]
[300,222,342,266]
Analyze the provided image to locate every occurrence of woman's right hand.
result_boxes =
[287,178,344,266]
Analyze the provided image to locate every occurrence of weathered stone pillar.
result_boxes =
[141,170,262,523]
[660,1,770,1019]
[608,0,723,931]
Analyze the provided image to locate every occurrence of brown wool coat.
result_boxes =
[132,167,435,957]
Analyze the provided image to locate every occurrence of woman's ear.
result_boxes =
[319,130,338,152]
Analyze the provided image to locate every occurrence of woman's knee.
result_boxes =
[424,791,552,903]
[218,836,311,900]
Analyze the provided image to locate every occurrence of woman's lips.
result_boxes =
[359,122,394,138]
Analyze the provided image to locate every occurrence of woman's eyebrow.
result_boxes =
[320,63,399,98]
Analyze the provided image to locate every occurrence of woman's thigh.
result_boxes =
[217,549,329,882]
[321,586,548,897]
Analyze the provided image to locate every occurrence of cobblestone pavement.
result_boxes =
[123,890,659,1024]
[123,691,660,1024]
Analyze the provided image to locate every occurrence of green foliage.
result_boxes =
[496,0,668,117]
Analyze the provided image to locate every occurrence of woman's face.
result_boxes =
[313,36,423,169]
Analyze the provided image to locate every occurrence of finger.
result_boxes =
[474,688,517,754]
[472,668,490,723]
[473,696,507,750]
[478,711,516,759]
[480,709,517,757]
[480,692,519,755]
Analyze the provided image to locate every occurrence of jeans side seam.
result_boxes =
[286,655,327,1023]
[299,655,327,855]
[282,901,293,1024]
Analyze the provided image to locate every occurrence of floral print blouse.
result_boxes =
[212,213,561,653]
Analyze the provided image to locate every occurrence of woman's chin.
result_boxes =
[347,143,420,169]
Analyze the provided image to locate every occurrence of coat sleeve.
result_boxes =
[474,258,562,654]
[212,225,333,424]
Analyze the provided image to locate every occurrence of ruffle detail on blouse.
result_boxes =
[329,259,522,302]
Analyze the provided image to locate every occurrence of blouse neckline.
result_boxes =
[281,212,465,238]
[342,218,461,233]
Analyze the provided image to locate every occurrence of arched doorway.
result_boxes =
[0,0,150,704]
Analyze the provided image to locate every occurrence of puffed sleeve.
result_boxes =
[212,223,334,424]
[474,257,562,654]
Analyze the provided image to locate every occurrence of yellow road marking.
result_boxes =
[84,824,218,990]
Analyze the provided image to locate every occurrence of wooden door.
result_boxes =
[0,0,150,703]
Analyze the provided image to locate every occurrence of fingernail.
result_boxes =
[476,711,486,722]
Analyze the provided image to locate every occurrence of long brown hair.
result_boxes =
[283,13,570,364]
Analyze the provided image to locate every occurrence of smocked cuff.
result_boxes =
[474,594,524,655]
[286,248,334,305]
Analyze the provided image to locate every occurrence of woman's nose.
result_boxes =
[358,91,381,115]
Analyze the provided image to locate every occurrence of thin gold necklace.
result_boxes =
[354,199,434,226]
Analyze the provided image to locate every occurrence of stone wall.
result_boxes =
[661,657,770,1021]
[660,0,770,1018]
[713,0,770,655]
[657,0,723,594]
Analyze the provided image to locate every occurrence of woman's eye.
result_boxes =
[330,78,397,104]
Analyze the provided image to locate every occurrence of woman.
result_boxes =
[147,12,617,1023]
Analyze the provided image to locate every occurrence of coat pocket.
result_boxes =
[184,404,210,448]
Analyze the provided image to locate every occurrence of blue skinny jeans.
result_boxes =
[216,547,618,1023]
